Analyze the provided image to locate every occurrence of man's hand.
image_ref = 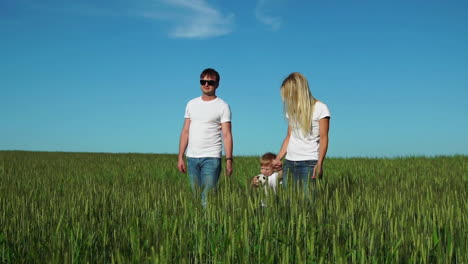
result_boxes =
[225,160,233,176]
[177,158,186,173]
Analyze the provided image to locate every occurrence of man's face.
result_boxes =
[200,74,218,96]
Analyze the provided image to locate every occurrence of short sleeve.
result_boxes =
[317,102,331,120]
[184,102,190,119]
[221,103,231,123]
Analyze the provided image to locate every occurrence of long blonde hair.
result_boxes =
[280,72,316,135]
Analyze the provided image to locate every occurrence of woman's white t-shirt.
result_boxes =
[286,101,330,161]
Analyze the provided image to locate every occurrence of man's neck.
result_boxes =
[201,94,217,101]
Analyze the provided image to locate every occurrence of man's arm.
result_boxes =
[221,121,233,176]
[177,118,190,173]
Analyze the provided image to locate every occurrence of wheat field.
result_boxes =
[0,151,466,263]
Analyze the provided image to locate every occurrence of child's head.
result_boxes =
[260,152,276,176]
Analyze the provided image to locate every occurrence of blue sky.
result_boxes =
[1,0,467,157]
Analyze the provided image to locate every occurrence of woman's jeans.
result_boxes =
[282,159,317,194]
[187,157,221,207]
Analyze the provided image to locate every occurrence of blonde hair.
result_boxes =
[280,72,316,135]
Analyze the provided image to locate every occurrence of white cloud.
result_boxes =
[145,0,235,39]
[255,0,282,31]
[21,0,234,39]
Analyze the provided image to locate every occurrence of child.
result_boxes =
[251,152,283,194]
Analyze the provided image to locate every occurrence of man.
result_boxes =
[177,68,233,207]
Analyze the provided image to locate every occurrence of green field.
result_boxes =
[1,151,467,263]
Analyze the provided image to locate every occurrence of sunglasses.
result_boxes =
[200,80,217,86]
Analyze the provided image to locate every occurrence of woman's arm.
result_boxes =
[313,117,330,178]
[273,125,291,169]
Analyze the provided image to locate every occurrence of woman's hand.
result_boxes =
[272,158,282,171]
[312,164,323,179]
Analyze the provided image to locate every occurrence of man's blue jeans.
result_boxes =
[187,157,221,207]
[282,159,317,194]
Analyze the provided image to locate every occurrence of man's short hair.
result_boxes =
[200,68,220,83]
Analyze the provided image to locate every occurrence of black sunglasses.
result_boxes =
[200,80,217,86]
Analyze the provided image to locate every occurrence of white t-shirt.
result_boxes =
[185,96,231,158]
[286,101,331,161]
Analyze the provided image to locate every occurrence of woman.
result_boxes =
[273,72,331,191]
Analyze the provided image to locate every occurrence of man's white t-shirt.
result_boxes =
[185,96,231,158]
[286,101,331,161]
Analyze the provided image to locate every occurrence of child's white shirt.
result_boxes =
[258,171,282,194]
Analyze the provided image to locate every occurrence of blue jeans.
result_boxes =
[283,159,317,194]
[187,157,221,207]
